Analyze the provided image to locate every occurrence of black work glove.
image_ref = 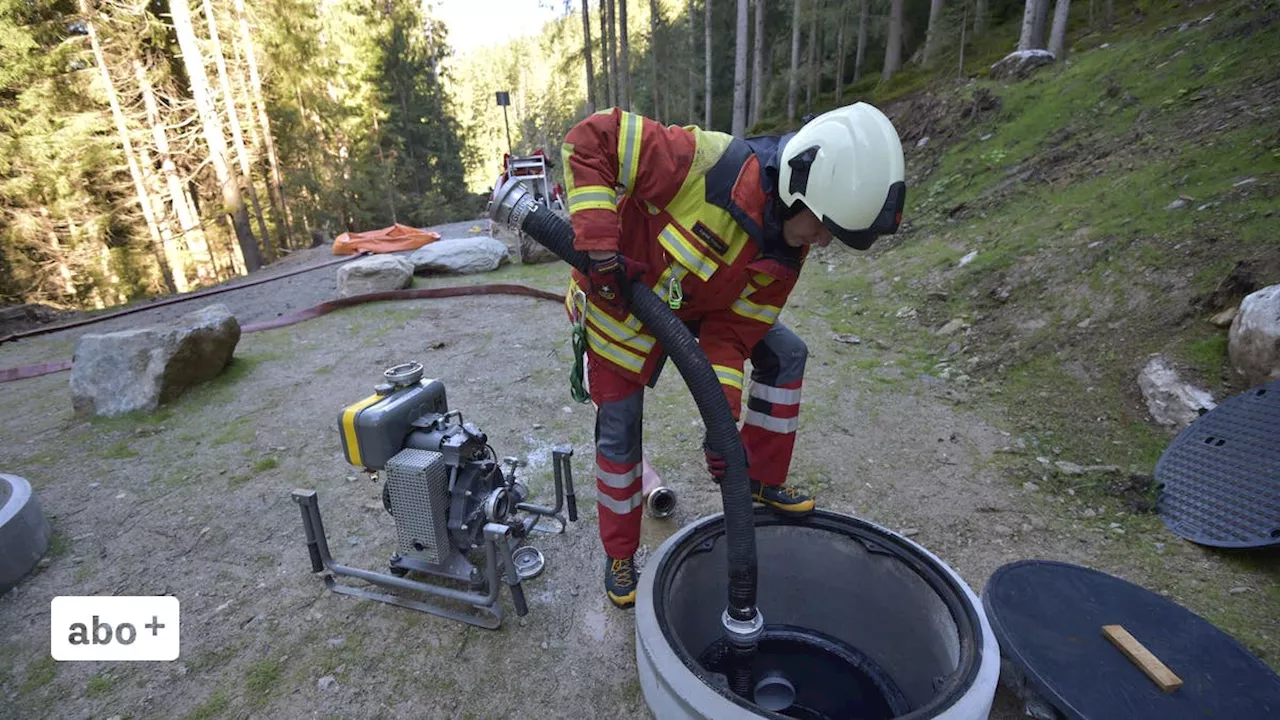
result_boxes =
[586,254,648,313]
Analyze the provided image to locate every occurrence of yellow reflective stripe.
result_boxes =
[585,304,656,354]
[658,225,716,281]
[568,185,618,212]
[752,272,775,288]
[617,112,642,190]
[713,364,744,390]
[585,325,645,373]
[731,296,781,325]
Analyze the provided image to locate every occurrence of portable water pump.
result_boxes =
[291,361,577,629]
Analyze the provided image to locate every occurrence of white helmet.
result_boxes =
[778,102,906,250]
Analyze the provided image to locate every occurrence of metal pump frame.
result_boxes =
[292,446,578,630]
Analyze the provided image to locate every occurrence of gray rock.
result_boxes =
[1137,355,1216,428]
[1210,306,1238,328]
[993,524,1013,536]
[937,318,967,336]
[336,255,414,298]
[1055,461,1085,475]
[410,236,510,275]
[327,636,346,648]
[1228,284,1280,386]
[317,675,337,691]
[1166,198,1189,210]
[989,49,1056,80]
[69,304,240,417]
[832,333,862,344]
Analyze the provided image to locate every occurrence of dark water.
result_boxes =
[699,625,912,719]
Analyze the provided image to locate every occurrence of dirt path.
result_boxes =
[0,225,1269,719]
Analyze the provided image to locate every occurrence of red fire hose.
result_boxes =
[0,283,563,384]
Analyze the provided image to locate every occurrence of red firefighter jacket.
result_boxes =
[561,108,808,421]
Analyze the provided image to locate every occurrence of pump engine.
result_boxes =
[291,361,577,629]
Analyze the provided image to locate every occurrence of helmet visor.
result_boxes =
[825,181,907,250]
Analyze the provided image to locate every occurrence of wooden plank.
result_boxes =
[1102,624,1184,693]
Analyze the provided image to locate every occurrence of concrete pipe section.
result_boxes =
[0,474,52,595]
[636,509,1000,719]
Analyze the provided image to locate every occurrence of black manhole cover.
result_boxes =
[984,560,1280,720]
[1154,380,1280,548]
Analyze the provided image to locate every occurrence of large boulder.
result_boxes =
[989,49,1056,80]
[336,254,415,297]
[409,236,510,274]
[69,304,241,417]
[1137,355,1216,429]
[1228,284,1280,386]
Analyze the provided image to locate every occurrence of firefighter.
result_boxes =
[560,102,906,608]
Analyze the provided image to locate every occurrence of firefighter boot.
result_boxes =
[751,479,816,516]
[605,555,639,609]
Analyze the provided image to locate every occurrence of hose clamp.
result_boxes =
[721,608,764,644]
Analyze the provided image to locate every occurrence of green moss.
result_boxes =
[244,658,281,702]
[187,641,243,675]
[21,654,56,695]
[182,689,230,720]
[47,531,70,559]
[102,440,138,460]
[85,674,115,698]
[252,456,280,472]
[1183,333,1230,378]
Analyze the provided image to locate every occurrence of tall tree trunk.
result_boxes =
[619,0,630,110]
[601,0,613,106]
[834,1,845,102]
[975,0,988,36]
[923,0,945,68]
[1105,0,1112,28]
[583,0,597,113]
[787,0,800,120]
[854,0,867,82]
[606,0,618,107]
[732,0,748,136]
[882,0,903,83]
[750,0,764,127]
[233,0,292,250]
[1018,0,1036,49]
[704,0,712,127]
[371,115,396,222]
[806,0,819,111]
[688,0,696,123]
[136,60,214,287]
[1031,0,1050,48]
[169,0,260,273]
[80,0,179,294]
[650,0,659,118]
[959,1,968,75]
[1049,0,1071,58]
[203,0,271,263]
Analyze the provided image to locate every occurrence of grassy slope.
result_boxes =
[791,0,1280,663]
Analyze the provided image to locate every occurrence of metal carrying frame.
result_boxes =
[292,446,578,630]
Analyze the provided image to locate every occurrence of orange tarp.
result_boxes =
[332,223,441,255]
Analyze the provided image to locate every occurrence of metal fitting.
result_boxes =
[489,178,537,234]
[646,486,677,518]
[721,608,765,645]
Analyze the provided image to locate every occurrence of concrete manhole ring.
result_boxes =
[0,473,53,595]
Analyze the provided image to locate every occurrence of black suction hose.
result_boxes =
[490,182,762,687]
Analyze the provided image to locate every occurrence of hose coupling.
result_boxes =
[489,178,538,234]
[721,607,764,645]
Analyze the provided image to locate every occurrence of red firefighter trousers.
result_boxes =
[590,322,807,559]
